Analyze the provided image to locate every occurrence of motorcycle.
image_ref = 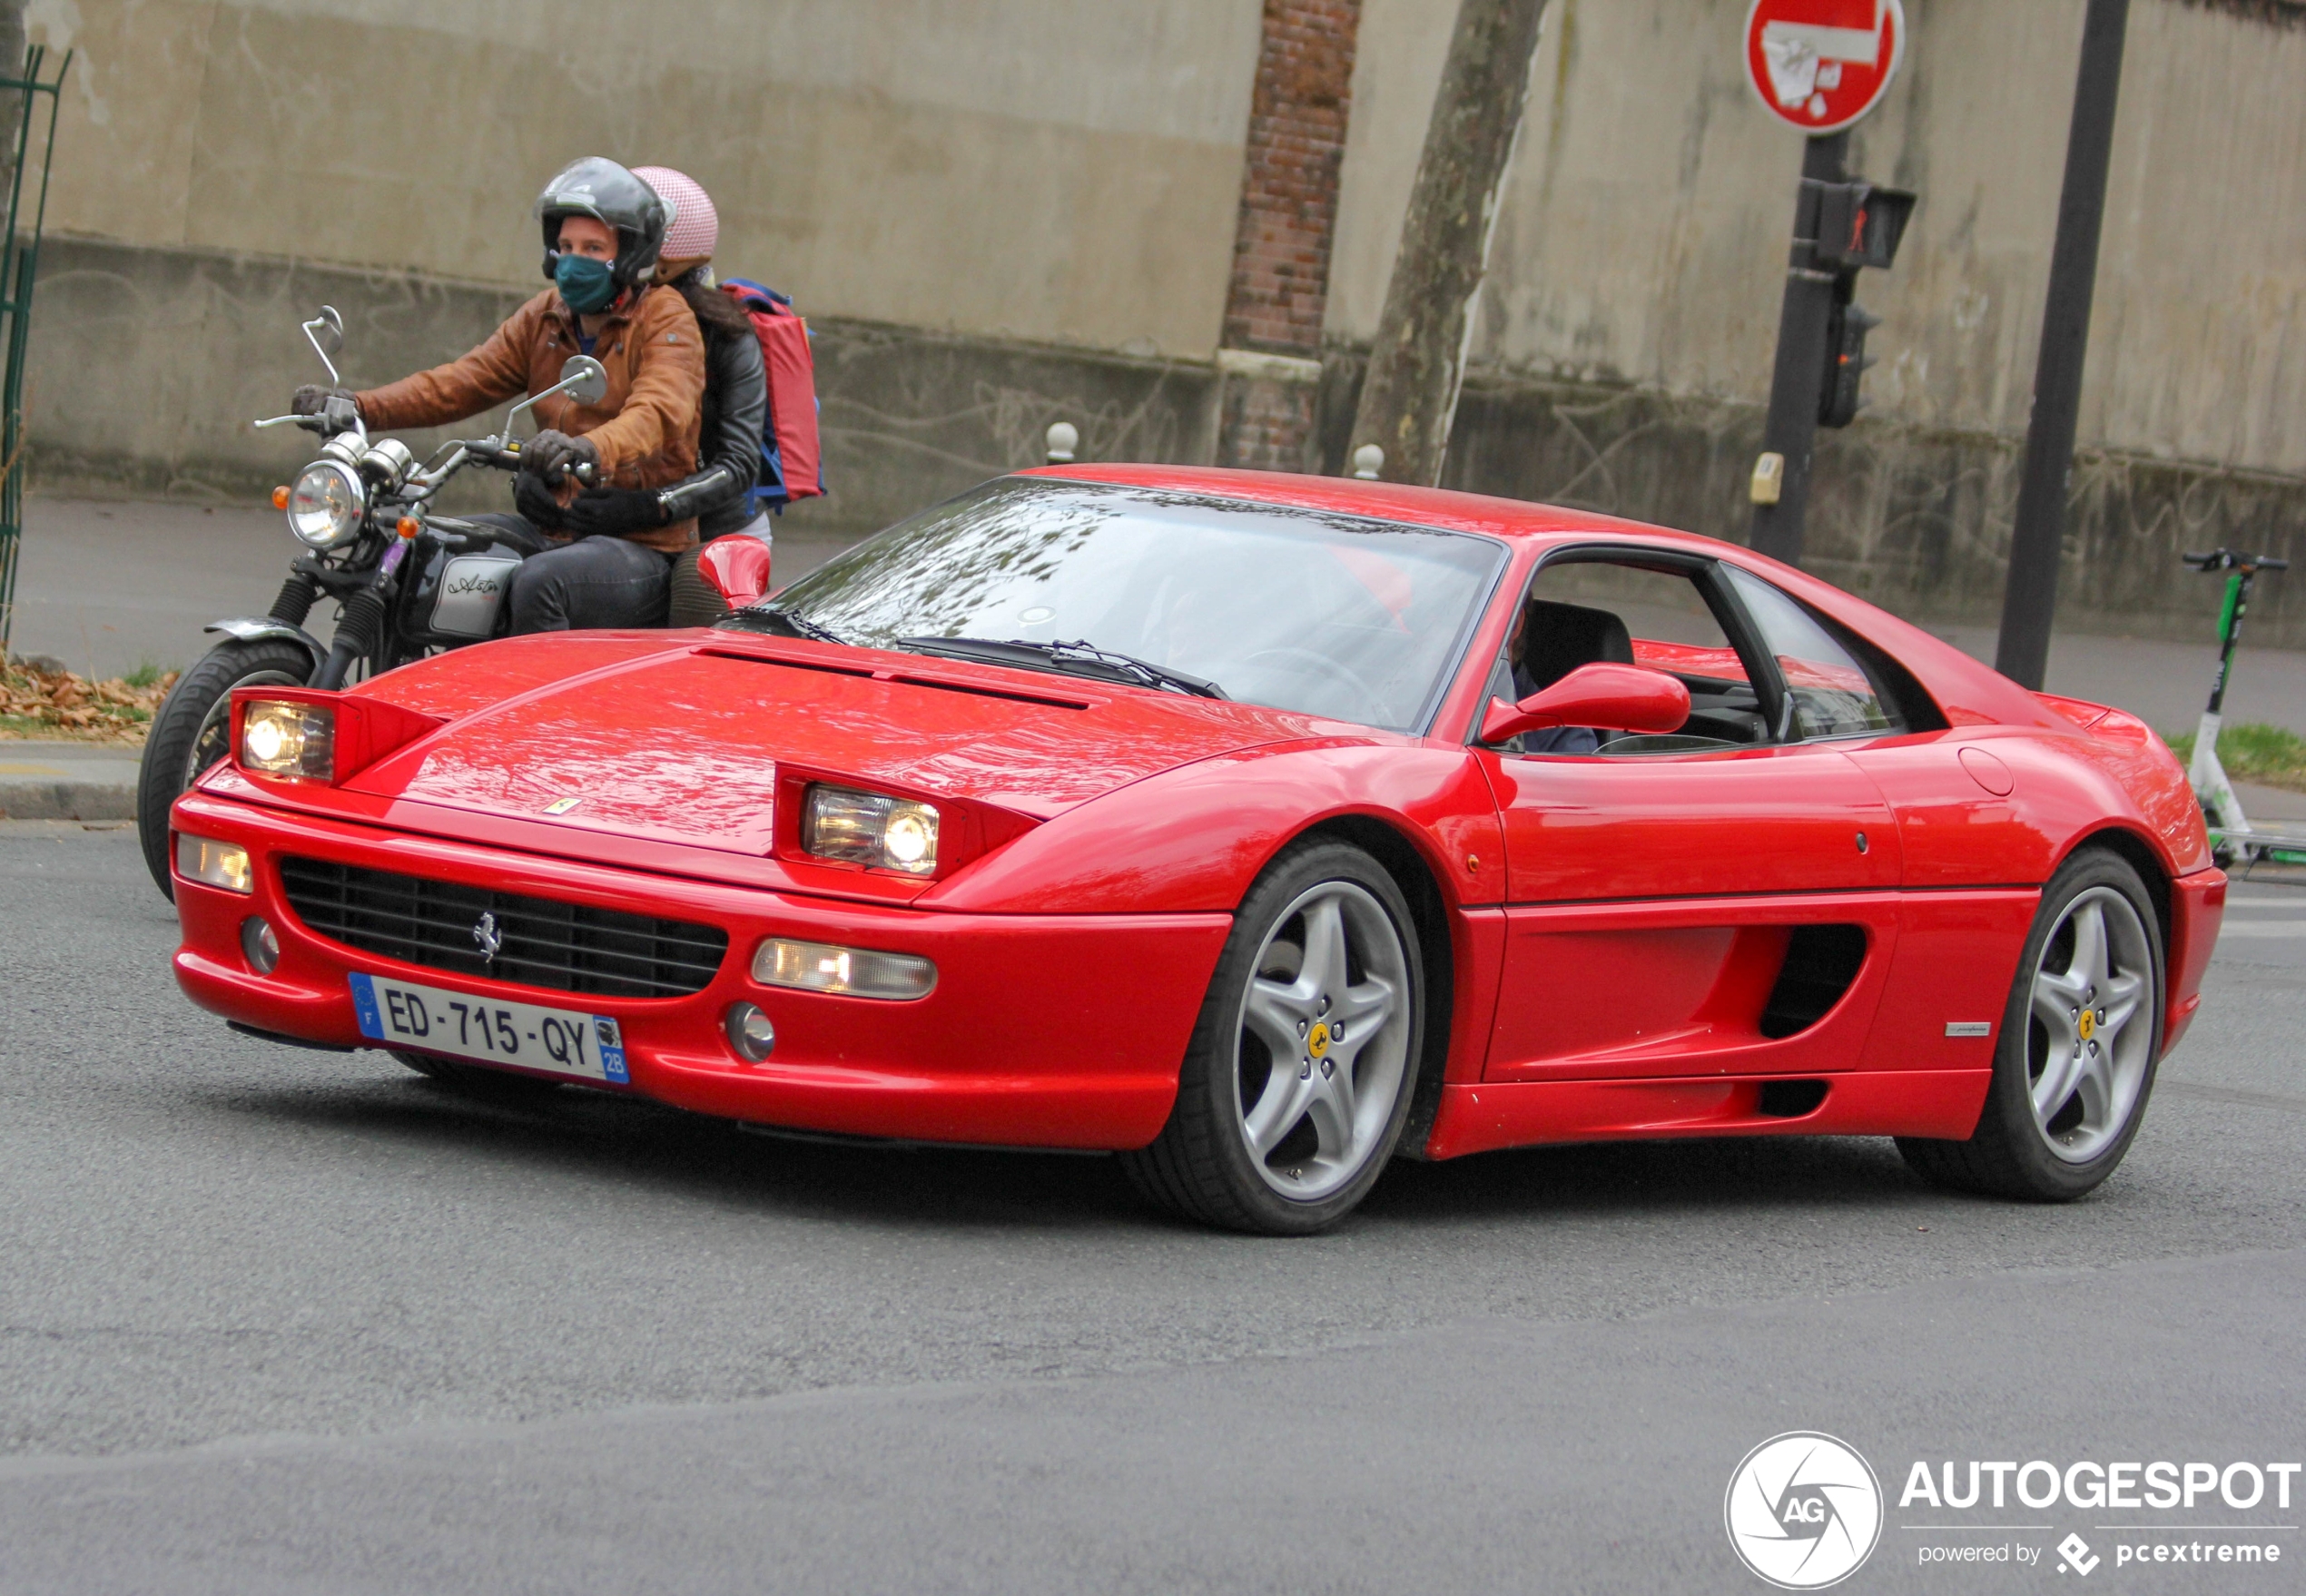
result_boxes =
[136,306,611,895]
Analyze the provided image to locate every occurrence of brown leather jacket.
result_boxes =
[356,286,707,553]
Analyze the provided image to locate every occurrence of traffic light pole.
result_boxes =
[1749,133,1848,566]
[1993,0,2131,692]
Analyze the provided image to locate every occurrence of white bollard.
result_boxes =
[1351,443,1385,480]
[1045,421,1079,465]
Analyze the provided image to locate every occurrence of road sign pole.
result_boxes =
[1993,0,2131,692]
[1749,131,1848,566]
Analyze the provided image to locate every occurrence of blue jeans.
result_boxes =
[481,521,672,635]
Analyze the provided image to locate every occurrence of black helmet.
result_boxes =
[535,156,670,292]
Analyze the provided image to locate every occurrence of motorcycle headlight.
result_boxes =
[802,784,941,875]
[285,460,365,548]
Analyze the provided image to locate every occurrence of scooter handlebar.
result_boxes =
[2183,548,2289,573]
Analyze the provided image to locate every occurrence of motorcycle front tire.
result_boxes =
[137,638,314,899]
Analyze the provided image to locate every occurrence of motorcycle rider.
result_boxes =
[554,165,772,627]
[292,157,705,632]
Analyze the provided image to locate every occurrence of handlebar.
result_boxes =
[452,438,596,487]
[2184,548,2290,574]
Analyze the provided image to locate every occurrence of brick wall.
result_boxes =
[1216,0,1361,470]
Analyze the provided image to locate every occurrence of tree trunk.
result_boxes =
[1348,0,1549,487]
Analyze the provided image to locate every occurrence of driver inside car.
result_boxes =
[1498,596,1647,754]
[291,157,706,634]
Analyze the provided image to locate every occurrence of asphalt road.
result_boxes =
[1,824,2302,1593]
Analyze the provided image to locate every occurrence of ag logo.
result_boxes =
[1725,1432,1883,1589]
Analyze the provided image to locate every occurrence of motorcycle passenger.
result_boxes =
[292,157,706,633]
[556,165,771,628]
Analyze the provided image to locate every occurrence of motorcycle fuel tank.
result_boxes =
[428,554,521,639]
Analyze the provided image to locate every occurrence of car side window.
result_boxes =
[1486,557,1774,755]
[1720,565,1906,740]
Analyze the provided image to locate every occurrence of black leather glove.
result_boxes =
[291,384,359,418]
[561,486,667,538]
[512,469,567,530]
[520,429,598,487]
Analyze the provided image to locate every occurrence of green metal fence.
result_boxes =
[0,45,71,659]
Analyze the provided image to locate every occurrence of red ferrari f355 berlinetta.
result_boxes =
[171,467,2224,1233]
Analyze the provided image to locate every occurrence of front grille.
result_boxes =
[277,856,728,1000]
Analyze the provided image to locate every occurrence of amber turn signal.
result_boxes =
[396,516,420,538]
[270,485,291,509]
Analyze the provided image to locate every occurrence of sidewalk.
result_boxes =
[0,741,140,820]
[5,497,855,682]
[5,495,2303,825]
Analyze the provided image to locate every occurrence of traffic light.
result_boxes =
[1818,287,1879,429]
[1812,182,1916,271]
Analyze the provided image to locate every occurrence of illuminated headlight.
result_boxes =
[175,833,252,893]
[286,460,365,547]
[803,784,941,875]
[241,699,335,781]
[753,938,936,1000]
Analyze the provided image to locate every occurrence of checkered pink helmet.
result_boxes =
[634,166,718,265]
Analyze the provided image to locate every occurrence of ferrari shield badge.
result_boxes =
[543,796,583,815]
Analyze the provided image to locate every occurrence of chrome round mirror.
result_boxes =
[559,355,608,408]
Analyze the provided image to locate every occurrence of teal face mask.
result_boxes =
[553,252,617,315]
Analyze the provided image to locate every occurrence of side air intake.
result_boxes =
[1759,924,1868,1039]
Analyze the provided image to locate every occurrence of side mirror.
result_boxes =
[557,354,608,407]
[1479,662,1690,744]
[302,305,345,383]
[504,355,610,436]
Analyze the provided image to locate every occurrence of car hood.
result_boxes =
[345,635,1359,854]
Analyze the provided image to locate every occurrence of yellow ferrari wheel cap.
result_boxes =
[2077,1009,2097,1041]
[1307,1021,1332,1060]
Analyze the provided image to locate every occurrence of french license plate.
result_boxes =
[349,972,629,1084]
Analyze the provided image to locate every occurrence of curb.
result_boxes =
[0,781,137,822]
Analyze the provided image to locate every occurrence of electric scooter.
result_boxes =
[2182,547,2306,871]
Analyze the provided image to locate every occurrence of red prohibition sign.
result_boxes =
[1743,0,1907,135]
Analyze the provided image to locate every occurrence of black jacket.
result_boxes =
[693,320,768,539]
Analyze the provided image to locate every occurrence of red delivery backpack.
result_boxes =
[721,278,824,509]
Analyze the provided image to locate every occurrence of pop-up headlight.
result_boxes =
[803,784,941,876]
[240,699,335,782]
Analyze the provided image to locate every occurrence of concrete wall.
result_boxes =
[15,0,2306,645]
[1331,0,2306,474]
[38,0,1263,355]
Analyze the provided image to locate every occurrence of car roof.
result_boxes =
[1025,463,2072,736]
[1022,463,1727,554]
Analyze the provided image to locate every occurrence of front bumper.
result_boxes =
[171,791,1231,1149]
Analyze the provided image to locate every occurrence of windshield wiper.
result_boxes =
[718,606,850,645]
[899,636,1227,700]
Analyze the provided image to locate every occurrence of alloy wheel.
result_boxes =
[2025,884,2154,1164]
[1231,879,1413,1201]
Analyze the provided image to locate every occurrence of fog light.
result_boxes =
[752,938,936,1000]
[724,1001,776,1062]
[240,916,281,974]
[175,832,252,893]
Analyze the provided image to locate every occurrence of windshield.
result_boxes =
[756,479,1508,732]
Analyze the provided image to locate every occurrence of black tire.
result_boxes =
[1898,848,2166,1200]
[392,1049,564,1100]
[1121,839,1426,1236]
[137,638,314,899]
